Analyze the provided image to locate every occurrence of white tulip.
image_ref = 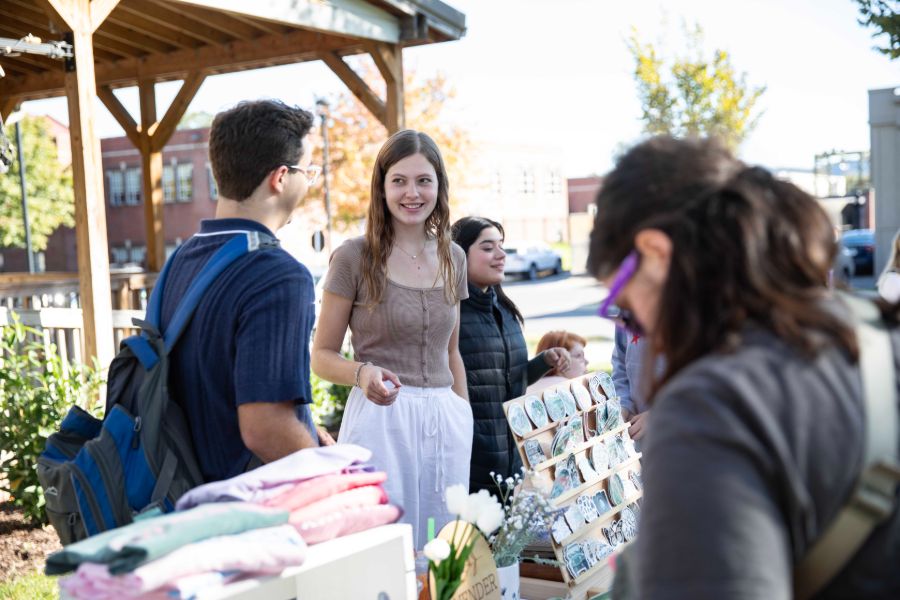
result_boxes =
[476,501,505,535]
[423,538,451,563]
[445,484,469,517]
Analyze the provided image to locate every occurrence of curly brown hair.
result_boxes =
[587,136,859,397]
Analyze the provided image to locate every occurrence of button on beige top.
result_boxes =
[323,236,468,388]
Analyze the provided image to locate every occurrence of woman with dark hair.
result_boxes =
[587,135,900,598]
[311,130,473,549]
[451,216,569,494]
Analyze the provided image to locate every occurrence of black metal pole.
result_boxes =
[15,121,34,274]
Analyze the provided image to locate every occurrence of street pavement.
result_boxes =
[502,271,879,369]
[503,272,615,368]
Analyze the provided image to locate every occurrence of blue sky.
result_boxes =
[26,0,898,177]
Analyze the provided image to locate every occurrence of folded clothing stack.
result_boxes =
[52,444,403,599]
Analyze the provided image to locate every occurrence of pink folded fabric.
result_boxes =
[176,444,373,509]
[288,485,388,525]
[264,470,388,512]
[293,503,403,545]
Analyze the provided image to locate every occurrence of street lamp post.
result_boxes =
[315,98,333,256]
[14,117,34,273]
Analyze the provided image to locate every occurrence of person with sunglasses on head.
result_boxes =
[160,100,332,484]
[311,130,473,550]
[451,217,570,494]
[589,135,900,599]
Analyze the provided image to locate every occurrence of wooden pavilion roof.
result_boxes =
[0,0,466,104]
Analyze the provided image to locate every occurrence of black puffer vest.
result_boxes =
[458,283,548,494]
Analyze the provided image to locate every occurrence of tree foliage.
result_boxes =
[177,110,214,130]
[0,117,74,251]
[306,63,472,229]
[856,0,900,59]
[627,25,766,151]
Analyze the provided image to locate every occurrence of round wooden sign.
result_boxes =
[429,520,500,600]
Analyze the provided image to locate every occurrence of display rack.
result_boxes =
[503,372,643,600]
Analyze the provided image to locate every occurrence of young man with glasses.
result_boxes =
[159,99,332,484]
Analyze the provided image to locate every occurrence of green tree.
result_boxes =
[306,63,473,229]
[855,0,900,59]
[0,116,74,251]
[627,25,766,151]
[178,110,214,129]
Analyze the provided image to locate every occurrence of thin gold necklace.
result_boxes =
[395,241,427,260]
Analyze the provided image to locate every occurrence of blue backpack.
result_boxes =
[37,231,277,544]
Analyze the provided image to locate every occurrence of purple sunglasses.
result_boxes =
[597,250,644,336]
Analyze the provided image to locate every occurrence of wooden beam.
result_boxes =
[321,51,386,127]
[138,79,164,272]
[125,1,234,46]
[96,85,139,147]
[369,42,405,133]
[97,19,178,54]
[161,1,263,41]
[36,0,76,30]
[2,2,138,59]
[90,0,120,32]
[0,29,360,101]
[64,0,115,366]
[151,71,206,152]
[107,9,204,49]
[1,97,21,122]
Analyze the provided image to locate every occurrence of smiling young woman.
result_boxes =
[311,130,473,550]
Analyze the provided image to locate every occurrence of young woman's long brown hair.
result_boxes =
[362,130,458,306]
[586,136,859,399]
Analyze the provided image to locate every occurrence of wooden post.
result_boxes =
[369,42,405,134]
[138,79,164,272]
[58,0,115,366]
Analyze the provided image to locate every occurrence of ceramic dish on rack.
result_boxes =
[543,389,567,422]
[572,382,593,411]
[506,401,532,437]
[523,394,549,428]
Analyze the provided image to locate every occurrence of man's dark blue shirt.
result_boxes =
[159,218,317,482]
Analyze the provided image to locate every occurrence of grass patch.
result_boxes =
[0,571,57,600]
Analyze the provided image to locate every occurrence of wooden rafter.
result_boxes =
[0,9,123,62]
[124,1,234,46]
[151,72,206,151]
[96,85,139,147]
[1,97,21,122]
[1,29,358,101]
[321,51,387,126]
[97,19,179,53]
[107,10,204,49]
[160,1,262,41]
[90,0,120,33]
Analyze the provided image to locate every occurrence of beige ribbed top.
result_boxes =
[323,236,468,388]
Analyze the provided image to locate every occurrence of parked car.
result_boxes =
[833,237,856,284]
[503,242,563,280]
[841,229,875,275]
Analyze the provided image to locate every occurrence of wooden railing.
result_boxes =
[0,307,144,371]
[0,270,159,311]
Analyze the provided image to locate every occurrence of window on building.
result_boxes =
[124,167,142,205]
[548,171,562,196]
[162,166,176,204]
[111,247,129,264]
[520,170,535,195]
[207,164,218,201]
[130,245,146,265]
[176,163,193,203]
[107,170,125,206]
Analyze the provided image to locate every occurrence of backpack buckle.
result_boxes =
[851,459,900,521]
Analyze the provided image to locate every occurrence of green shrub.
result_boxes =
[0,314,104,524]
[310,371,351,433]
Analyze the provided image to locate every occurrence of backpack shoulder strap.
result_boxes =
[162,230,278,353]
[794,292,900,599]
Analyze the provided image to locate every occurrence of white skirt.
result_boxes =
[339,385,473,550]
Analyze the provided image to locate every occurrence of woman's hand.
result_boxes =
[358,364,402,406]
[627,411,649,440]
[543,346,572,373]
